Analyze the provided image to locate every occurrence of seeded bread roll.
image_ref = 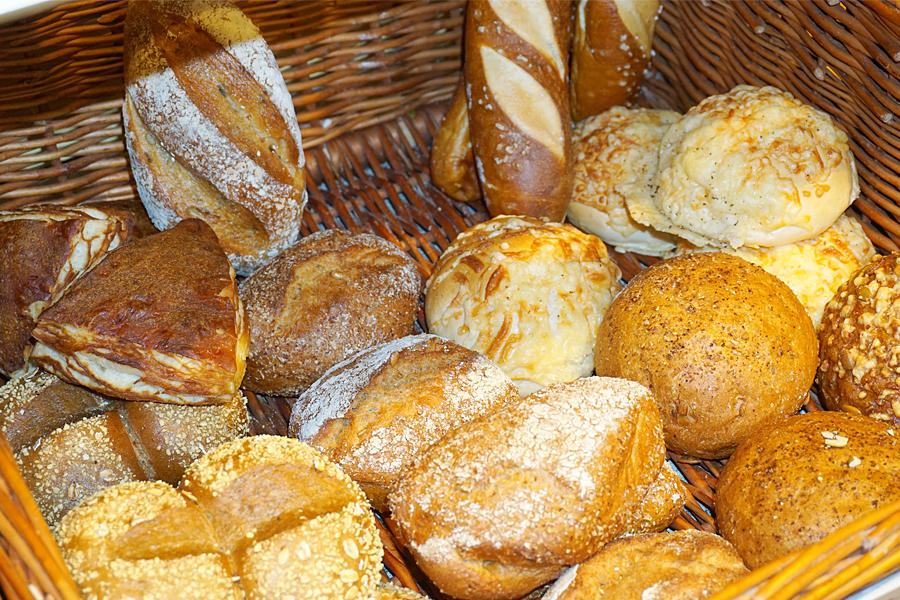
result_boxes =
[542,530,748,600]
[389,377,666,600]
[290,333,518,512]
[817,253,900,422]
[239,229,423,396]
[716,411,900,568]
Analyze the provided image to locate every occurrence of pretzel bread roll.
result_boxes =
[431,80,480,202]
[465,0,573,221]
[389,377,666,600]
[123,0,307,275]
[570,0,661,121]
[289,334,518,512]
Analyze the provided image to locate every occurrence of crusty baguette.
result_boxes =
[464,0,574,221]
[430,79,480,203]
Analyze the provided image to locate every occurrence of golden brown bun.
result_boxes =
[30,219,248,405]
[716,411,900,568]
[818,253,900,421]
[464,0,573,220]
[123,0,306,275]
[239,229,423,396]
[389,377,666,600]
[374,581,430,600]
[289,334,518,512]
[570,0,661,121]
[426,216,621,394]
[0,205,131,376]
[595,252,818,459]
[622,463,688,535]
[430,80,479,203]
[0,368,248,525]
[542,530,748,600]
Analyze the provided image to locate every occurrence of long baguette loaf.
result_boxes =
[464,0,574,221]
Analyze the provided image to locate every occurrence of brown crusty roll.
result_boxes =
[0,205,132,376]
[570,0,661,121]
[389,376,667,600]
[464,0,573,221]
[430,80,480,203]
[622,463,688,535]
[289,333,519,512]
[239,229,423,396]
[30,219,249,406]
[0,368,248,526]
[123,0,307,276]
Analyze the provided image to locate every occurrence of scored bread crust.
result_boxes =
[123,0,306,275]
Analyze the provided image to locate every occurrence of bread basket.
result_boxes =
[1,1,900,598]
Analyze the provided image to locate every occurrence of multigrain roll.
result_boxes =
[389,377,667,600]
[817,253,900,422]
[426,216,622,395]
[595,252,818,459]
[542,530,748,600]
[239,229,423,396]
[289,334,518,512]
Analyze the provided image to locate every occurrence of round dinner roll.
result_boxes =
[567,106,679,256]
[425,216,622,395]
[542,530,748,600]
[289,333,518,512]
[672,214,876,328]
[595,252,818,459]
[818,253,900,421]
[716,411,900,568]
[628,85,858,248]
[239,229,423,396]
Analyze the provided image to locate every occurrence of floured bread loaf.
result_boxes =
[31,219,249,405]
[426,216,622,395]
[389,377,667,600]
[628,85,858,248]
[0,205,132,376]
[567,106,679,256]
[289,333,518,511]
[123,0,307,275]
[622,463,688,535]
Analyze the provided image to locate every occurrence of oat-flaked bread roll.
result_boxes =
[716,411,900,568]
[568,106,679,257]
[426,216,622,395]
[389,377,667,600]
[628,85,858,248]
[239,229,423,396]
[542,530,748,600]
[289,333,518,512]
[0,368,248,526]
[817,253,900,422]
[595,252,818,459]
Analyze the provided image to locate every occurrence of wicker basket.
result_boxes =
[0,1,899,598]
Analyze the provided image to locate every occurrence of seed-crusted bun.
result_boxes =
[567,106,679,256]
[628,85,858,248]
[0,368,248,525]
[595,252,818,459]
[817,253,900,421]
[389,377,667,600]
[57,436,384,600]
[542,530,748,600]
[289,333,518,512]
[716,411,900,568]
[426,216,622,395]
[239,229,423,396]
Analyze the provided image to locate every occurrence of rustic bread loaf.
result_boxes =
[595,252,818,459]
[0,205,131,376]
[430,79,479,203]
[716,411,900,568]
[622,463,688,535]
[0,368,248,526]
[123,0,307,275]
[389,377,666,600]
[239,229,423,396]
[290,333,518,512]
[30,219,249,405]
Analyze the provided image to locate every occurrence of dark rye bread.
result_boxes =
[0,369,249,526]
[0,205,132,376]
[289,334,519,512]
[239,229,423,396]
